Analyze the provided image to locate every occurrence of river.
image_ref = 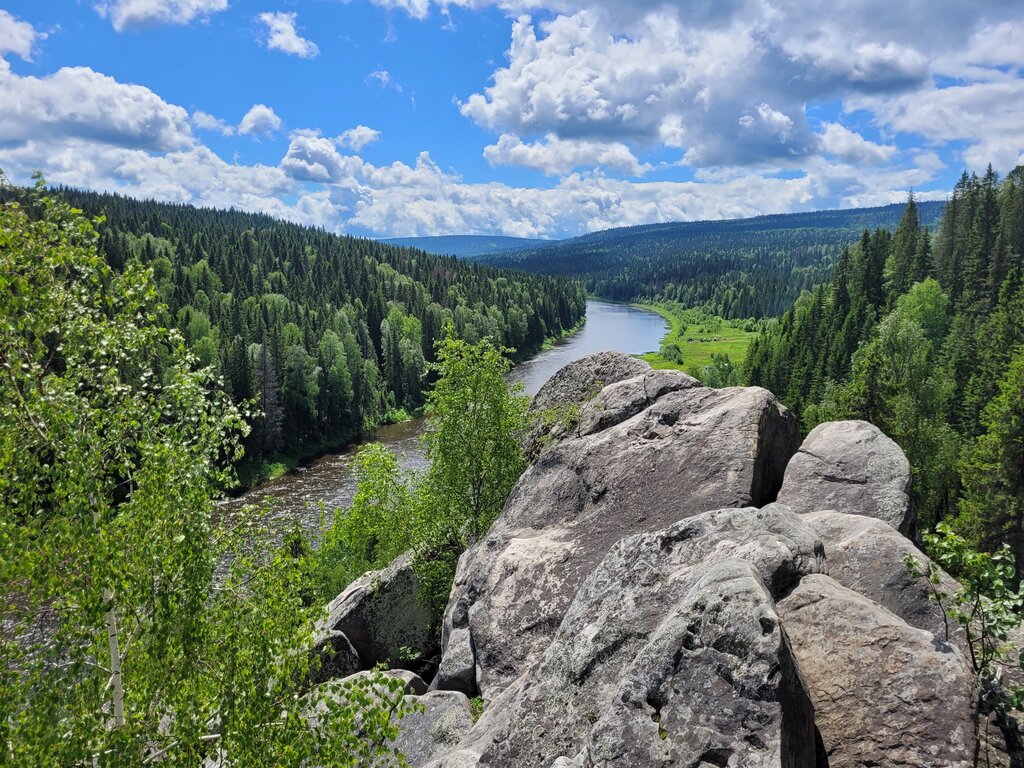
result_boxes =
[218,300,667,530]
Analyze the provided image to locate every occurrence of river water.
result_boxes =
[218,300,667,530]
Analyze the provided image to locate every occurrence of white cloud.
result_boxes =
[95,0,228,32]
[367,69,403,92]
[258,11,319,59]
[338,125,381,150]
[192,110,235,136]
[238,104,282,138]
[483,132,649,176]
[0,10,43,61]
[819,122,896,165]
[851,79,1024,173]
[0,65,193,150]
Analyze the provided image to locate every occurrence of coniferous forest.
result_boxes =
[482,202,945,318]
[746,166,1024,572]
[42,188,587,476]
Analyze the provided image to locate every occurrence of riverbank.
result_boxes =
[231,319,586,494]
[633,301,760,376]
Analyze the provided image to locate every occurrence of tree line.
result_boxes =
[33,187,586,478]
[745,166,1024,574]
[482,202,944,318]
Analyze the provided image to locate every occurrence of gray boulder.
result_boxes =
[436,383,801,697]
[394,691,477,767]
[530,351,650,416]
[449,505,824,767]
[778,574,976,767]
[309,629,360,684]
[325,551,436,675]
[777,420,914,535]
[576,369,699,437]
[805,510,960,642]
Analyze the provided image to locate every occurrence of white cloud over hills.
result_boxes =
[0,2,1021,237]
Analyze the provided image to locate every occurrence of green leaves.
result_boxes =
[0,176,411,766]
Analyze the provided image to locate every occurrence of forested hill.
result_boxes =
[745,166,1024,570]
[481,201,944,317]
[47,187,587,474]
[380,234,547,258]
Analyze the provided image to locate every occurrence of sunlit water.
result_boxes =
[218,300,667,531]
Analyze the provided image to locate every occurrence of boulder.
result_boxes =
[309,629,361,684]
[805,510,960,642]
[448,505,824,767]
[778,574,977,767]
[436,384,801,697]
[325,551,437,675]
[576,369,699,437]
[777,420,914,536]
[529,351,650,416]
[394,691,477,767]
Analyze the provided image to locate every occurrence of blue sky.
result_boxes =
[0,1,1021,238]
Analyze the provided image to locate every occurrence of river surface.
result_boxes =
[218,300,667,531]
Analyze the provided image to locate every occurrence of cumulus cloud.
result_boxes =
[483,133,650,176]
[0,65,193,150]
[819,122,896,165]
[258,11,319,59]
[95,0,228,32]
[192,110,235,135]
[0,10,43,61]
[852,80,1024,173]
[238,104,283,138]
[338,125,381,150]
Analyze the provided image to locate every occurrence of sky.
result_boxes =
[0,1,1021,238]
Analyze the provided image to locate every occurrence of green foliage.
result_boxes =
[0,176,413,765]
[748,166,1024,540]
[905,524,1024,711]
[955,353,1024,581]
[484,201,944,317]
[312,335,529,623]
[1,182,585,483]
[314,443,417,601]
[641,302,760,376]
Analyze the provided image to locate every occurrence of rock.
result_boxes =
[529,351,650,416]
[429,626,476,696]
[777,420,914,536]
[309,629,360,684]
[576,369,699,437]
[778,574,977,767]
[438,384,800,697]
[805,510,960,642]
[459,505,824,767]
[325,551,437,675]
[394,691,477,768]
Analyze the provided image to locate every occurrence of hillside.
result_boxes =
[41,187,587,477]
[481,201,945,317]
[379,234,548,258]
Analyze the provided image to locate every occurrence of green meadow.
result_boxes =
[639,302,761,378]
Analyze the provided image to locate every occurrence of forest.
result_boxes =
[482,201,944,318]
[745,167,1024,574]
[32,188,587,481]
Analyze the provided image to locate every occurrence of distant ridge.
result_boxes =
[380,234,548,259]
[477,200,947,317]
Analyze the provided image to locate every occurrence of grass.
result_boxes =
[637,302,760,377]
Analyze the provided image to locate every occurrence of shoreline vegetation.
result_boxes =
[633,300,761,379]
[232,316,587,494]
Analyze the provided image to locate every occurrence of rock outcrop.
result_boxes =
[320,353,1021,767]
[436,356,800,697]
[777,419,915,535]
[779,574,976,767]
[393,690,477,767]
[323,551,437,676]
